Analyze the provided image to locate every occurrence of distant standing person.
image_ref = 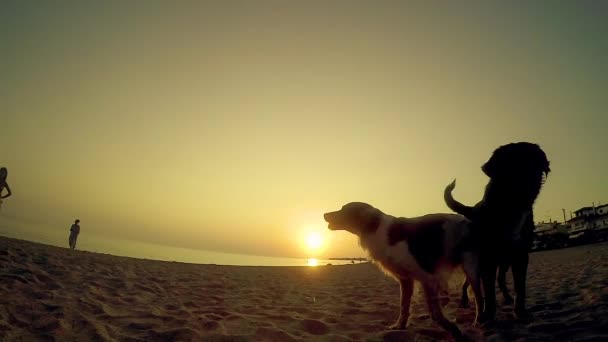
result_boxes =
[0,167,12,211]
[69,219,81,249]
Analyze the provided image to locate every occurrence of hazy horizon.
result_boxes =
[2,1,607,260]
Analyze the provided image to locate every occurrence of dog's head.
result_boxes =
[481,142,550,182]
[324,202,382,236]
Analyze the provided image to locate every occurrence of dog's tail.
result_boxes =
[444,179,474,219]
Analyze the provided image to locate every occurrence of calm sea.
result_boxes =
[0,217,355,267]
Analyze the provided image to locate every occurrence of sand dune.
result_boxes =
[1,237,607,341]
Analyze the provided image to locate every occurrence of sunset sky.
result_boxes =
[1,1,607,259]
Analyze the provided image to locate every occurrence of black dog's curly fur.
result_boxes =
[444,142,550,322]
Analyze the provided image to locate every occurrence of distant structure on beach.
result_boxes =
[532,203,608,251]
[329,257,368,263]
[567,203,608,243]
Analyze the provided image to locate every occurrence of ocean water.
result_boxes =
[0,216,355,267]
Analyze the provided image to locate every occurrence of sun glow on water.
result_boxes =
[307,258,319,267]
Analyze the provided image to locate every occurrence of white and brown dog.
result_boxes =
[324,202,481,340]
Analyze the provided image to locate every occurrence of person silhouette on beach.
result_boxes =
[69,219,81,250]
[0,167,12,212]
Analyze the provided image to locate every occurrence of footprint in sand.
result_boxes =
[255,327,298,342]
[162,303,181,311]
[200,319,223,332]
[300,319,330,335]
[127,322,156,330]
[145,327,201,341]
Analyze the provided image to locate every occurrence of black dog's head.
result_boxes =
[481,142,550,183]
[324,202,382,236]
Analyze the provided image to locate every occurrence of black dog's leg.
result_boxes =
[479,258,497,323]
[512,213,534,319]
[497,262,514,305]
[512,249,531,319]
[459,279,470,308]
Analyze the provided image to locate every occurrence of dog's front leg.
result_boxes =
[497,261,514,305]
[459,279,470,308]
[512,249,531,319]
[390,277,414,330]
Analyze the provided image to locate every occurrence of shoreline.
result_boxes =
[0,231,356,267]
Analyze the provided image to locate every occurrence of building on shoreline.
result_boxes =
[568,204,608,242]
[533,203,608,251]
[532,220,570,251]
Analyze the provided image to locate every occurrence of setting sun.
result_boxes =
[305,232,323,250]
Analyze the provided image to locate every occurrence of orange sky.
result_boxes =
[1,1,607,259]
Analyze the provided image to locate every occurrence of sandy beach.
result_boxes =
[1,237,607,341]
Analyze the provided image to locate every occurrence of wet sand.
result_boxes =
[1,236,607,341]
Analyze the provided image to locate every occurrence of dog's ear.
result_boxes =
[359,209,381,234]
[533,147,551,175]
[482,144,514,178]
[482,153,501,178]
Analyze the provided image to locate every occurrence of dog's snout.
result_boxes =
[323,212,331,221]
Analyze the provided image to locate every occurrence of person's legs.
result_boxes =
[69,233,76,249]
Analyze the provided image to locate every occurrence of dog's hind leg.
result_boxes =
[463,253,484,326]
[459,279,470,308]
[422,282,464,341]
[478,258,498,323]
[497,262,514,305]
[390,277,414,330]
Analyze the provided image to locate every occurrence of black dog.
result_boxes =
[459,225,534,308]
[460,224,538,309]
[444,142,550,322]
